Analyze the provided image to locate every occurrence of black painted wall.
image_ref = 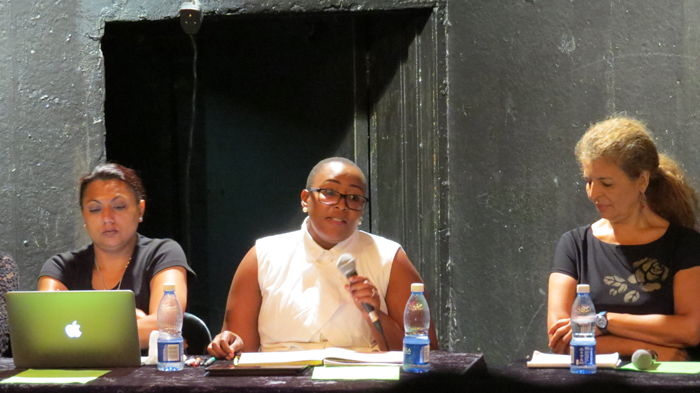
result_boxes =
[3,0,700,367]
[449,1,700,364]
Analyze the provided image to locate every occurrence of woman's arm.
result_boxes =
[547,272,577,354]
[351,248,438,351]
[603,266,700,348]
[597,335,689,361]
[208,246,261,358]
[37,276,69,291]
[137,266,188,348]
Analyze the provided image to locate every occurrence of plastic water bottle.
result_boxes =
[570,284,596,374]
[157,283,184,371]
[403,283,430,373]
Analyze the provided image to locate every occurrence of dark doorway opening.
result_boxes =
[102,9,447,338]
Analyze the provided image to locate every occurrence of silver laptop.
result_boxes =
[7,290,141,368]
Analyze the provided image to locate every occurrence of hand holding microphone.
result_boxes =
[337,253,388,349]
[337,254,380,319]
[345,276,381,315]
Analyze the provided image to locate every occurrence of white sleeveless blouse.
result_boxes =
[256,219,400,352]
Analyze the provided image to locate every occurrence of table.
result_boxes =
[488,358,700,393]
[0,351,485,393]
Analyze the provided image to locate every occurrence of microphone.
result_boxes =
[632,349,658,370]
[337,253,388,349]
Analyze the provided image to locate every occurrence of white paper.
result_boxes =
[238,348,403,366]
[526,350,621,368]
[144,330,160,366]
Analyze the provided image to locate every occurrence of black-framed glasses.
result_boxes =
[308,188,369,211]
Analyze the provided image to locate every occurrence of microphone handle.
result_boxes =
[345,271,389,349]
[347,271,379,319]
[361,300,388,350]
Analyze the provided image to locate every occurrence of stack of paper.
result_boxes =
[526,350,621,368]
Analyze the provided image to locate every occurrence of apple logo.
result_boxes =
[65,321,82,338]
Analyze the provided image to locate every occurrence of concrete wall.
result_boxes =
[448,0,700,365]
[3,0,700,366]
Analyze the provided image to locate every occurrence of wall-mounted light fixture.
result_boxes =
[179,0,203,35]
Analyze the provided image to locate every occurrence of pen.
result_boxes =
[203,357,216,367]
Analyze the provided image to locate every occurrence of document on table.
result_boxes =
[237,348,403,367]
[527,350,621,368]
[1,369,110,384]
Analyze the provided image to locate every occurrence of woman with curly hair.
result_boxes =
[547,117,700,360]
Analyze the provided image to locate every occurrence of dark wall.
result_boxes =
[200,15,359,330]
[4,0,700,368]
[448,1,700,364]
[0,0,104,291]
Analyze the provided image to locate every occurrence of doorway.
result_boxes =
[102,8,447,338]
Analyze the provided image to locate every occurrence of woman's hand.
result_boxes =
[547,273,577,354]
[656,346,690,361]
[346,275,381,314]
[548,318,572,354]
[135,308,147,320]
[208,331,244,360]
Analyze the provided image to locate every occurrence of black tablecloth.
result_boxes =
[0,351,486,393]
[487,358,700,393]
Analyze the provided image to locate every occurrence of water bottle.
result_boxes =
[157,283,184,371]
[403,283,430,373]
[570,284,596,374]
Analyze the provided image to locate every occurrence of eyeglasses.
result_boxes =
[308,188,369,211]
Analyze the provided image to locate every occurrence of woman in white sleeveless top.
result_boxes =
[208,157,438,357]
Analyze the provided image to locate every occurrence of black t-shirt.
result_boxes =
[553,224,700,315]
[39,235,194,313]
[552,224,700,358]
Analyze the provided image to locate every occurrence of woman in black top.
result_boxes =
[38,164,193,349]
[548,117,700,361]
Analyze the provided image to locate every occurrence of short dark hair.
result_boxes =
[306,157,366,191]
[79,163,146,209]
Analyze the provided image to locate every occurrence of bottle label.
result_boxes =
[570,342,596,367]
[404,341,430,365]
[158,339,183,363]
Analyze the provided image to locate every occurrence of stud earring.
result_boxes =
[303,207,308,213]
[83,224,86,228]
[139,217,143,222]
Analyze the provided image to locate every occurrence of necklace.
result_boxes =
[94,257,131,290]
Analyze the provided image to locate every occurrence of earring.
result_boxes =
[302,207,308,213]
[639,191,647,208]
[83,224,86,228]
[139,217,143,222]
[358,218,363,225]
